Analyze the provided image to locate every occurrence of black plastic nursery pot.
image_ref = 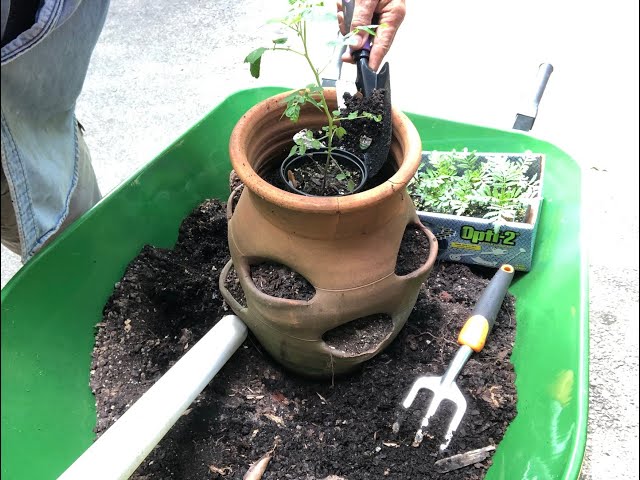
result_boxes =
[279,148,368,196]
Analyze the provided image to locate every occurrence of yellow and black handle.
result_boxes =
[458,264,515,352]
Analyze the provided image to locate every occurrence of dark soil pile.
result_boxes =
[338,89,392,177]
[91,200,230,434]
[225,266,247,307]
[250,262,315,301]
[395,225,431,275]
[91,199,517,480]
[322,313,394,355]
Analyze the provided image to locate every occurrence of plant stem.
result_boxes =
[299,20,337,195]
[270,46,306,57]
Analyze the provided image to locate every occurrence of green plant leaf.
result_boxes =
[357,25,377,36]
[284,103,301,122]
[244,47,267,78]
[362,112,383,122]
[245,47,266,65]
[305,95,322,109]
[272,37,288,44]
[335,126,347,139]
[341,24,381,47]
[335,173,346,181]
[347,179,355,191]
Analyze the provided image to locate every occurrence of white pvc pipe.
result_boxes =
[58,314,248,480]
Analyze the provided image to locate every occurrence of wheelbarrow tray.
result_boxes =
[1,87,588,479]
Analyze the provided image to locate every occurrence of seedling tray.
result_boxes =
[416,151,545,272]
[0,87,588,479]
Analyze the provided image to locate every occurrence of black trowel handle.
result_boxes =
[457,264,515,352]
[342,0,388,97]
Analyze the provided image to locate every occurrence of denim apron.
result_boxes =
[1,0,109,261]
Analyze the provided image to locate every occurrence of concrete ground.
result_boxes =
[2,1,638,478]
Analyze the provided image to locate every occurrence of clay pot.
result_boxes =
[220,89,438,377]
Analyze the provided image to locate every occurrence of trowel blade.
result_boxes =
[361,61,392,177]
[513,113,536,131]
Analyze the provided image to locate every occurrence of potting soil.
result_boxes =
[338,89,392,177]
[91,199,517,480]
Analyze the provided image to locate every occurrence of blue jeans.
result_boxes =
[1,121,100,256]
[1,0,110,261]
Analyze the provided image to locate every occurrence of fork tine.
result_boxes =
[420,391,443,429]
[393,376,442,435]
[394,266,514,451]
[440,387,468,451]
[412,390,444,446]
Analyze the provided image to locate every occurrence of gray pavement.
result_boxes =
[2,1,638,478]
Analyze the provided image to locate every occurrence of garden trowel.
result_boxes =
[392,264,515,451]
[321,0,393,177]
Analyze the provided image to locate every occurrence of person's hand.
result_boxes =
[337,0,406,71]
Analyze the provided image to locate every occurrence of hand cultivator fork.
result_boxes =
[393,264,515,450]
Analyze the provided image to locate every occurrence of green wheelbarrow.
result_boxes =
[1,86,588,479]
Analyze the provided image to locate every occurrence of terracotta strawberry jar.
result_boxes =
[220,89,438,377]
